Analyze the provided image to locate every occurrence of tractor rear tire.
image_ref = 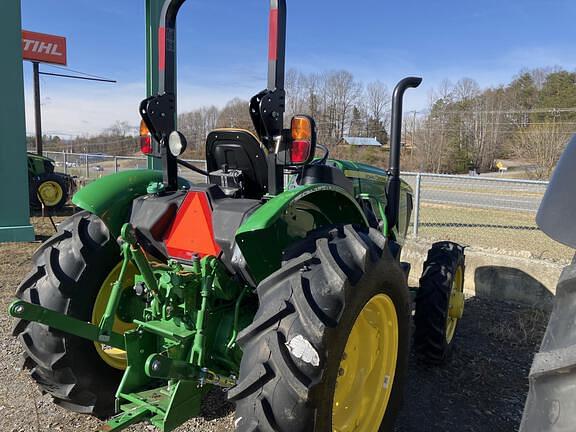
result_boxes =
[230,225,411,432]
[30,173,69,210]
[13,211,122,417]
[414,241,465,364]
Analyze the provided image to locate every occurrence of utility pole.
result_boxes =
[30,61,116,157]
[33,61,42,155]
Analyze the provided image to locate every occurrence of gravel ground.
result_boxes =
[0,212,549,432]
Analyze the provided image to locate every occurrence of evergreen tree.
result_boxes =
[537,71,576,121]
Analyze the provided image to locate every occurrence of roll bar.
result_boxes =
[249,0,288,195]
[142,0,288,192]
[267,0,287,92]
[157,0,186,96]
[250,0,287,146]
[140,0,186,191]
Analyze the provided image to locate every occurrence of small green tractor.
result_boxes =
[10,1,466,431]
[27,152,75,210]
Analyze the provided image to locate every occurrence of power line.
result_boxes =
[418,107,576,116]
[44,64,116,82]
[39,71,116,83]
[414,128,575,135]
[27,135,137,145]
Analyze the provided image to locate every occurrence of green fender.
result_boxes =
[71,170,189,238]
[236,184,369,283]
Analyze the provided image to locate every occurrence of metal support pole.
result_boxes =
[0,0,34,242]
[412,173,422,237]
[114,156,119,173]
[33,61,43,155]
[85,154,89,179]
[63,152,68,174]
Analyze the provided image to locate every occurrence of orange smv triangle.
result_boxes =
[165,192,221,261]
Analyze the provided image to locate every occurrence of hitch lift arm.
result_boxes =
[9,300,125,349]
[9,222,160,351]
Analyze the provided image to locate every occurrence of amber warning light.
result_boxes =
[140,120,153,155]
[290,116,315,164]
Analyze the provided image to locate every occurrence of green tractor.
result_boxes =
[27,152,75,210]
[10,1,465,431]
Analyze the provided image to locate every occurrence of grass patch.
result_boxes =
[413,203,573,263]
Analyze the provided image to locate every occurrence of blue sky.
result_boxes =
[21,0,576,136]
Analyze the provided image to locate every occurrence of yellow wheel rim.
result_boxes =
[37,180,63,207]
[446,266,464,344]
[91,262,138,370]
[332,294,398,432]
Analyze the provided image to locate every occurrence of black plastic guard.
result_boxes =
[130,190,187,261]
[130,185,261,286]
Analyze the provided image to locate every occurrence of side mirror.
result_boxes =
[285,115,317,165]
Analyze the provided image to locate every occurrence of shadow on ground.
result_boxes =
[191,297,550,431]
[395,296,549,432]
[29,205,77,241]
[475,266,554,311]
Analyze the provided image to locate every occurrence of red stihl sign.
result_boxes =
[22,30,67,66]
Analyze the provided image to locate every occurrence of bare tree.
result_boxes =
[529,66,559,90]
[454,78,480,101]
[178,105,221,151]
[204,106,219,133]
[304,72,322,120]
[216,98,253,131]
[436,79,454,102]
[325,70,362,141]
[366,81,390,125]
[105,121,132,137]
[364,81,390,142]
[285,68,307,118]
[512,122,571,179]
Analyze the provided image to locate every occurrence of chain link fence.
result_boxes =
[401,173,573,263]
[45,151,207,185]
[44,151,572,263]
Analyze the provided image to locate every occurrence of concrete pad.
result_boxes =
[402,239,568,311]
[0,226,35,243]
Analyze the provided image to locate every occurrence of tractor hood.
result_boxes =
[536,134,576,249]
[27,152,55,163]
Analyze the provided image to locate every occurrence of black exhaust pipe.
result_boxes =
[386,76,422,231]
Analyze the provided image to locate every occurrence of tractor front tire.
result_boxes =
[230,225,411,432]
[414,241,466,364]
[30,173,69,210]
[13,211,122,417]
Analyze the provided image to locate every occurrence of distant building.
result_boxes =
[340,136,383,147]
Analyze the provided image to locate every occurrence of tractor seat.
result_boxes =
[206,129,268,199]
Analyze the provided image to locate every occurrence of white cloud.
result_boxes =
[24,80,145,137]
[24,75,265,137]
[23,44,576,137]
